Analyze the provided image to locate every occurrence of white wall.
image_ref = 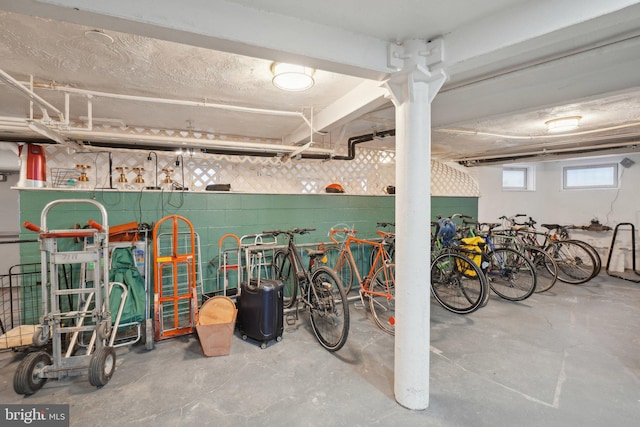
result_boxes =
[467,153,640,261]
[0,173,21,275]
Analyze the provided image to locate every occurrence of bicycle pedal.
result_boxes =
[285,313,297,326]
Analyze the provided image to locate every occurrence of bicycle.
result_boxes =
[430,218,488,314]
[504,215,598,285]
[542,222,602,280]
[267,228,349,352]
[482,215,559,293]
[328,227,396,335]
[464,221,537,301]
[370,222,395,270]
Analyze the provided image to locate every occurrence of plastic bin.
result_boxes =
[196,296,237,357]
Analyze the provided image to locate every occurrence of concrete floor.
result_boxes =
[1,273,639,426]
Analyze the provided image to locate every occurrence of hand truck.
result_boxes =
[14,199,118,395]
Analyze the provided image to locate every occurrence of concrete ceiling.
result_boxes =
[1,0,640,165]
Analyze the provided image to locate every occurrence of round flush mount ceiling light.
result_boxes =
[84,30,114,44]
[271,62,315,91]
[545,116,582,132]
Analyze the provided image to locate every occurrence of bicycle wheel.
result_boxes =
[430,252,487,314]
[486,247,536,301]
[566,239,601,279]
[524,246,558,293]
[549,240,597,284]
[369,242,394,271]
[324,245,355,294]
[308,266,350,352]
[273,250,297,308]
[369,264,396,335]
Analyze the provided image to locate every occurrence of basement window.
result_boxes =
[563,163,618,190]
[502,166,534,191]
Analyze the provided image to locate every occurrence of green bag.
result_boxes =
[109,247,146,325]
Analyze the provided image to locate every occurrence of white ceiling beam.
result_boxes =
[442,0,640,82]
[1,0,391,80]
[3,0,638,85]
[433,33,640,127]
[284,80,389,145]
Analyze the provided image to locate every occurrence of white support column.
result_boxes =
[384,39,446,410]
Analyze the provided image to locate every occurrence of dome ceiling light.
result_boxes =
[545,116,582,132]
[271,62,315,91]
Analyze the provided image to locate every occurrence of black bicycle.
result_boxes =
[268,228,350,352]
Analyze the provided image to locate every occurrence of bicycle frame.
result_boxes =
[279,234,319,309]
[330,229,393,298]
[268,228,350,350]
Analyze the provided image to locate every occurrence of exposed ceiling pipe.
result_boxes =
[454,132,640,163]
[458,139,640,166]
[68,128,335,155]
[1,118,336,157]
[27,81,304,118]
[0,69,64,122]
[17,79,328,154]
[81,139,332,160]
[333,129,396,160]
[437,121,640,141]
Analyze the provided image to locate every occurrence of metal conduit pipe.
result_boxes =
[332,129,395,160]
[26,81,305,118]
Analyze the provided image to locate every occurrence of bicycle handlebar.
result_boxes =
[329,227,357,243]
[262,227,316,237]
[376,222,395,227]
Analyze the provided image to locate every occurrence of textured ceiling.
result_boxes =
[1,1,640,165]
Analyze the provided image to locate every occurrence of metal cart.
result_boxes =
[14,199,118,395]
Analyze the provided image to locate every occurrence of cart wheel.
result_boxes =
[276,336,282,342]
[32,326,48,347]
[97,322,111,341]
[260,342,267,349]
[13,351,51,395]
[242,334,248,341]
[88,346,116,387]
[144,319,154,351]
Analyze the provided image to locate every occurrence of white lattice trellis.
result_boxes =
[40,144,478,196]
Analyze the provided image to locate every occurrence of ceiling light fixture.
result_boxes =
[84,29,114,44]
[545,116,582,132]
[271,62,315,91]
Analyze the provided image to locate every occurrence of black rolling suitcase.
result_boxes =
[238,278,284,349]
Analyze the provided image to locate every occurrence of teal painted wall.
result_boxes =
[18,190,477,295]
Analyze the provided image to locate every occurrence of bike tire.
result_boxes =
[430,252,487,314]
[308,266,350,352]
[548,240,597,284]
[486,247,536,301]
[369,242,395,271]
[324,245,355,294]
[524,246,558,293]
[273,250,297,308]
[369,264,396,335]
[566,239,601,279]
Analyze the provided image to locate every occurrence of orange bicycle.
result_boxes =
[327,227,396,335]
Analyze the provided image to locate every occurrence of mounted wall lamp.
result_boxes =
[271,62,315,91]
[545,116,581,132]
[146,151,160,190]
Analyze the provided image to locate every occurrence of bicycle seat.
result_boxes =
[541,223,561,231]
[305,248,325,259]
